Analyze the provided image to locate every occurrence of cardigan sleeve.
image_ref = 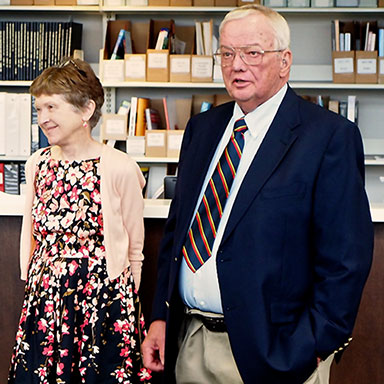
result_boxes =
[118,159,146,288]
[20,149,43,280]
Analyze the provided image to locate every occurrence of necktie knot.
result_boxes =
[234,118,248,134]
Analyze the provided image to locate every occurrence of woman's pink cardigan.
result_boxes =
[20,144,146,288]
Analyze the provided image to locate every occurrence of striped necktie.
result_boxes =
[182,118,248,273]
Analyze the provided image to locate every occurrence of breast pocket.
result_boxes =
[260,182,306,201]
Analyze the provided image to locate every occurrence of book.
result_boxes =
[347,95,358,123]
[124,30,133,54]
[135,97,150,136]
[128,96,138,136]
[195,21,204,55]
[17,93,31,157]
[117,99,131,115]
[202,20,213,56]
[0,93,5,155]
[328,99,339,114]
[0,163,4,192]
[379,29,384,57]
[200,101,213,112]
[155,28,170,50]
[111,28,126,60]
[145,108,161,130]
[163,97,170,130]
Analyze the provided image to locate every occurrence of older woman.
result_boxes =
[8,59,151,384]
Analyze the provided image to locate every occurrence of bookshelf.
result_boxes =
[1,5,384,204]
[1,6,384,384]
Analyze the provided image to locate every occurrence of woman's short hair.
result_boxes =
[29,58,104,129]
[219,4,290,51]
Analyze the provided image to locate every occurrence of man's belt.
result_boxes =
[185,307,227,333]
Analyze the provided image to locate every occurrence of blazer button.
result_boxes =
[174,257,178,262]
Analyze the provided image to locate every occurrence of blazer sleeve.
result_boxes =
[310,120,374,359]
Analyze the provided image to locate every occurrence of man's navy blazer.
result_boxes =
[151,86,374,384]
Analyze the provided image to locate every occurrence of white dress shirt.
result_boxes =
[179,84,288,314]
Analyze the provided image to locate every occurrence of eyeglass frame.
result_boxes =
[58,59,87,77]
[214,45,286,67]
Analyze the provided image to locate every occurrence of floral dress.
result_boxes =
[8,148,151,384]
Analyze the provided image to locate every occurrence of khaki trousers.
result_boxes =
[175,312,334,384]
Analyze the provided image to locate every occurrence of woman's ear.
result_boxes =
[82,99,96,122]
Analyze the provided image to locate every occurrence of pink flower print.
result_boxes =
[90,190,101,204]
[97,214,103,227]
[60,349,69,358]
[57,362,64,376]
[79,367,87,376]
[35,366,48,378]
[138,368,152,381]
[60,211,75,229]
[44,301,54,314]
[45,169,56,186]
[68,260,79,276]
[66,166,83,185]
[120,346,130,358]
[46,215,59,231]
[43,344,54,356]
[38,318,48,332]
[52,261,67,278]
[114,368,127,382]
[114,319,131,334]
[59,195,71,210]
[75,201,88,222]
[47,334,54,344]
[49,198,59,212]
[62,323,70,335]
[82,281,95,296]
[125,357,133,368]
[53,180,64,199]
[82,173,96,191]
[69,186,80,202]
[80,161,94,173]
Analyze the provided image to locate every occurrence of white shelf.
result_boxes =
[102,81,226,88]
[0,155,29,161]
[132,156,179,163]
[1,193,383,221]
[365,157,384,165]
[0,5,99,11]
[102,81,384,90]
[98,6,384,13]
[3,79,384,90]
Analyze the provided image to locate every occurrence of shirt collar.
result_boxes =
[232,84,288,138]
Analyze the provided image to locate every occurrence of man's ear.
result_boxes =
[280,50,292,77]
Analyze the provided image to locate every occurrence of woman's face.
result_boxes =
[35,94,86,147]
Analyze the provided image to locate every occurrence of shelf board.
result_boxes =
[0,155,29,161]
[0,5,100,11]
[98,5,384,13]
[102,81,226,88]
[1,5,384,13]
[102,80,384,90]
[132,156,179,163]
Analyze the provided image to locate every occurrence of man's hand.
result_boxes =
[142,320,166,372]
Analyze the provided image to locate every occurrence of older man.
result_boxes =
[142,5,373,384]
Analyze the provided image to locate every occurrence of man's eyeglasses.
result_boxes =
[214,45,285,67]
[58,59,87,77]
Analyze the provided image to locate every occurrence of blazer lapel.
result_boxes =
[222,88,301,243]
